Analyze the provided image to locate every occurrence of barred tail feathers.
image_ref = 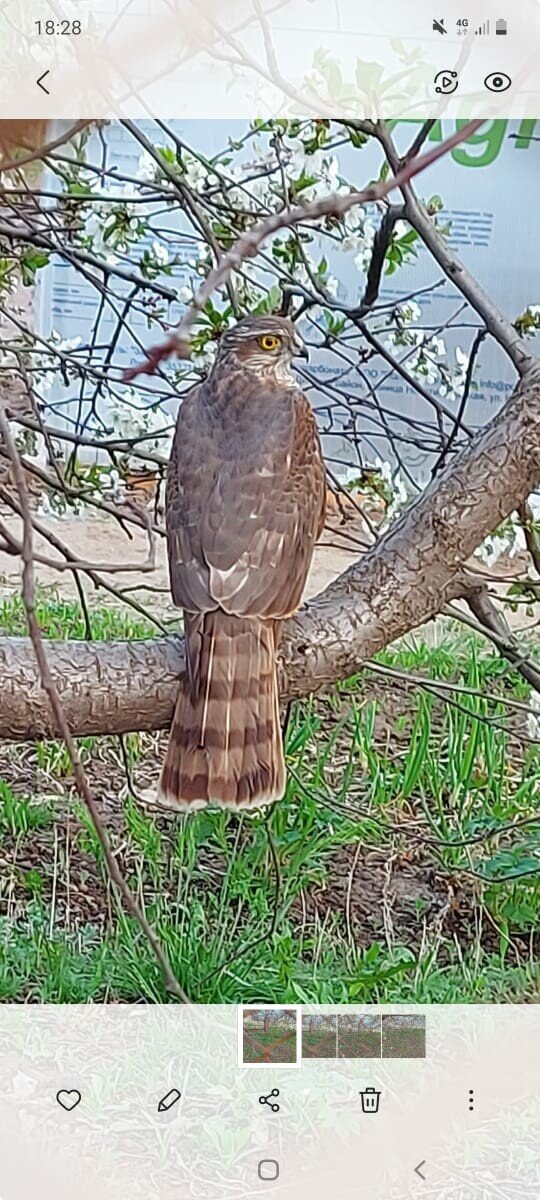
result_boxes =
[156,611,285,810]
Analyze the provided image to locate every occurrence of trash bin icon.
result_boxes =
[359,1086,381,1113]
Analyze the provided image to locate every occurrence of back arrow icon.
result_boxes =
[414,1160,426,1180]
[37,70,50,94]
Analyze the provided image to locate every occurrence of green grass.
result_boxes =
[337,1030,381,1058]
[0,589,539,1003]
[242,1026,297,1063]
[381,1020,426,1058]
[302,1030,338,1058]
[0,591,158,640]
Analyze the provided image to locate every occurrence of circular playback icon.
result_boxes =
[434,69,459,94]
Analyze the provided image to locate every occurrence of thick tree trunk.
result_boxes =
[1,371,540,742]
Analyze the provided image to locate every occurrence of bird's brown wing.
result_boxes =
[166,374,326,622]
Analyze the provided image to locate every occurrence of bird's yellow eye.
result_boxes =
[259,334,281,352]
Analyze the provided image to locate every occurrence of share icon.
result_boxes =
[259,1088,280,1112]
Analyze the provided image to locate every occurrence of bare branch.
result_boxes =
[518,499,540,576]
[431,327,487,475]
[453,587,540,694]
[371,121,533,376]
[0,409,188,1000]
[2,369,540,741]
[355,203,405,316]
[0,120,93,172]
[123,118,485,381]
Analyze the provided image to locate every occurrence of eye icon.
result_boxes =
[484,72,512,92]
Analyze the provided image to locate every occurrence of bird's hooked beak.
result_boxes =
[294,340,309,361]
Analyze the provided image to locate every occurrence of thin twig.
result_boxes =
[123,119,485,381]
[517,500,540,576]
[0,410,189,1003]
[0,120,93,173]
[432,328,487,476]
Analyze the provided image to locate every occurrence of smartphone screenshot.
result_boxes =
[0,1,538,1197]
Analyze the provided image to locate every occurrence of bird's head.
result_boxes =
[214,315,308,379]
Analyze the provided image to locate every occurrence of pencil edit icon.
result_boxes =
[157,1088,182,1113]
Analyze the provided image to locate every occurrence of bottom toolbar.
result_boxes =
[0,1005,537,1199]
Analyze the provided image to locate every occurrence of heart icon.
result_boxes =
[56,1089,82,1112]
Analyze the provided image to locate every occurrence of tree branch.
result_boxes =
[372,121,533,376]
[451,588,540,694]
[123,118,485,381]
[0,120,92,171]
[431,327,487,475]
[0,410,188,1001]
[517,499,540,576]
[355,203,405,316]
[2,368,540,741]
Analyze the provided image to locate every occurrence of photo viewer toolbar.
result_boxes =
[0,1005,537,1199]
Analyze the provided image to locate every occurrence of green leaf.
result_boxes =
[20,248,49,285]
[347,127,368,149]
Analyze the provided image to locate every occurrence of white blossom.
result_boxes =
[283,139,346,202]
[372,456,409,520]
[52,334,82,353]
[474,524,526,567]
[375,457,393,486]
[108,394,173,469]
[526,690,540,740]
[193,343,216,370]
[325,274,339,298]
[353,220,376,271]
[395,300,421,324]
[151,240,169,266]
[527,492,540,519]
[183,155,210,192]
[137,151,157,183]
[85,212,106,255]
[342,464,363,486]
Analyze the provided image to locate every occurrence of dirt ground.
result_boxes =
[0,508,536,635]
[0,509,365,613]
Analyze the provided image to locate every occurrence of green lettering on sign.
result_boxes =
[367,120,534,167]
[451,120,508,167]
[513,119,540,148]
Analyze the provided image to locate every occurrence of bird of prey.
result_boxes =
[156,314,326,811]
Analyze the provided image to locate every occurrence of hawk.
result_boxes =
[157,314,326,811]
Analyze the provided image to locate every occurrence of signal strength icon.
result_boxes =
[475,18,490,34]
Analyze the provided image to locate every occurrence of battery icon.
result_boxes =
[496,18,507,34]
